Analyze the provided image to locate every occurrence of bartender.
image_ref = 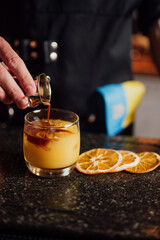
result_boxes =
[0,0,160,134]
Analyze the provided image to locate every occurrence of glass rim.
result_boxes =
[24,108,79,129]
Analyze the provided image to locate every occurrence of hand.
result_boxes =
[0,37,36,109]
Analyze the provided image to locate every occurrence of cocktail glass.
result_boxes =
[23,108,80,177]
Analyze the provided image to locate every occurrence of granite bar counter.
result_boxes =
[0,127,160,240]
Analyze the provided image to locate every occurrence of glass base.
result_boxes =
[25,161,75,177]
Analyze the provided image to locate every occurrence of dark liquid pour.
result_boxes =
[24,105,73,147]
[47,104,51,123]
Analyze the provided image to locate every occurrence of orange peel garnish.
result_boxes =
[125,152,160,173]
[111,150,140,172]
[76,148,122,174]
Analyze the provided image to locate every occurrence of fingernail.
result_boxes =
[26,85,36,95]
[17,97,28,109]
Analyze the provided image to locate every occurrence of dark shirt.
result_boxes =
[0,0,160,132]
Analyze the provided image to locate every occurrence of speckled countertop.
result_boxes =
[0,127,160,240]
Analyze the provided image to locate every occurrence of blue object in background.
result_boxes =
[97,84,127,136]
[97,81,145,136]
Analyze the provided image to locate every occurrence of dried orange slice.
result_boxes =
[125,152,160,173]
[76,148,122,174]
[111,150,140,172]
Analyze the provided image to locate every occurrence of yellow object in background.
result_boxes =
[122,81,146,128]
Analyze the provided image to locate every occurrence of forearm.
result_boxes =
[149,19,160,75]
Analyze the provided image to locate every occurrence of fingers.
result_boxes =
[1,61,9,71]
[0,87,13,105]
[0,63,29,109]
[0,37,36,96]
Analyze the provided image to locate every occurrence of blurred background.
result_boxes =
[1,32,160,139]
[0,8,160,139]
[132,32,160,139]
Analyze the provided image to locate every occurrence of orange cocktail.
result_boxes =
[23,109,80,177]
